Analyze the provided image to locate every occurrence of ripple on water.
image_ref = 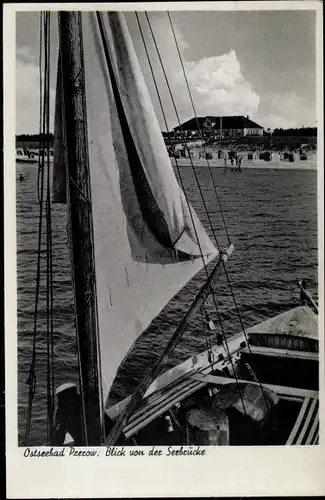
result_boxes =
[16,163,318,444]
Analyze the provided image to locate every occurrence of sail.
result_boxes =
[54,11,218,406]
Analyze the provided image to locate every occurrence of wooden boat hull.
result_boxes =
[53,305,318,446]
[104,305,318,446]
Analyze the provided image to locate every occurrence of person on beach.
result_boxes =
[223,152,228,174]
[235,154,240,171]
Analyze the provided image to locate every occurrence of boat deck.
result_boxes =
[286,396,319,445]
[246,306,318,352]
[104,305,318,444]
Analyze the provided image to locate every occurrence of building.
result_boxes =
[173,115,264,138]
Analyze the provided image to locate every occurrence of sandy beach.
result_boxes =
[171,156,317,171]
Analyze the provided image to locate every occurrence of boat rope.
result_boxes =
[143,11,235,333]
[166,12,274,417]
[199,306,214,365]
[139,12,214,284]
[37,13,44,204]
[25,11,56,445]
[141,11,248,413]
[217,272,272,415]
[141,12,248,416]
[144,12,223,255]
[135,14,187,245]
[209,290,248,415]
[137,13,246,407]
[135,12,208,273]
[24,11,44,446]
[144,12,275,420]
[166,12,257,345]
[167,11,231,247]
[44,12,55,444]
[137,20,242,414]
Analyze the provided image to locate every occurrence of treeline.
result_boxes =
[16,133,54,143]
[272,127,317,137]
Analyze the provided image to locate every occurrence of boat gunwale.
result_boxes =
[106,306,318,417]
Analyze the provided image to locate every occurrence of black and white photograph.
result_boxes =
[5,1,324,497]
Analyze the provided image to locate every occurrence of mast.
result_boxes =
[58,11,102,445]
[106,244,234,445]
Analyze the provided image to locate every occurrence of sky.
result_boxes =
[15,8,317,134]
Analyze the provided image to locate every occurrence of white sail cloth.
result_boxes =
[53,11,218,406]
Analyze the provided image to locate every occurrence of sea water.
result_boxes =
[15,161,318,445]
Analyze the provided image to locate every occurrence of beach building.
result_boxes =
[173,115,264,138]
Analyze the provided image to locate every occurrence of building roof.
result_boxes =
[213,116,263,129]
[174,115,263,131]
[173,117,207,131]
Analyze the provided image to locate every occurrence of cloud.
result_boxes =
[255,92,317,130]
[175,50,260,118]
[264,115,297,130]
[16,46,55,134]
[16,45,34,63]
[172,25,189,52]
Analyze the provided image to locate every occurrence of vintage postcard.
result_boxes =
[4,1,324,497]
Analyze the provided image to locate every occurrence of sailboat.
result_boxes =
[23,11,319,447]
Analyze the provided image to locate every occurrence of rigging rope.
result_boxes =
[141,11,248,415]
[44,12,55,444]
[144,12,222,255]
[167,11,231,246]
[135,13,207,272]
[25,12,45,446]
[138,12,241,392]
[37,13,44,204]
[167,11,272,415]
[210,289,247,416]
[44,12,51,443]
[200,306,214,365]
[25,12,56,445]
[139,12,212,282]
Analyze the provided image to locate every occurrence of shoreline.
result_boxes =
[171,158,317,171]
[16,158,317,172]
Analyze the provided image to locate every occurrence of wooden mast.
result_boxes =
[106,244,234,445]
[58,12,102,445]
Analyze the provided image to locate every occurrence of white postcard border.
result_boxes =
[5,2,325,498]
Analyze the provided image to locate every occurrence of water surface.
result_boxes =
[16,162,318,445]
